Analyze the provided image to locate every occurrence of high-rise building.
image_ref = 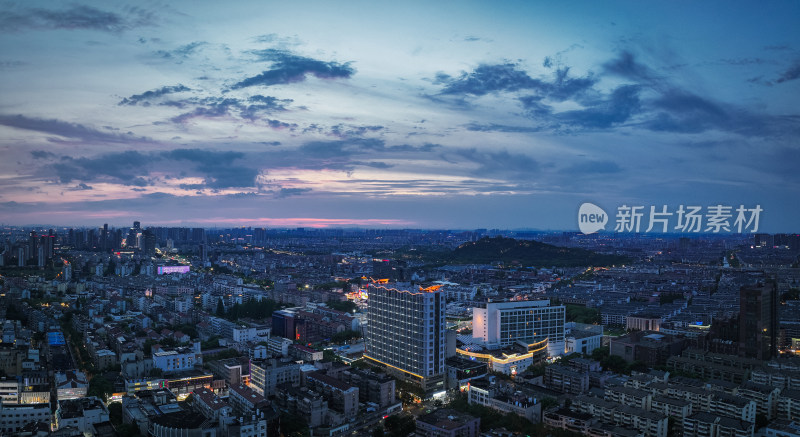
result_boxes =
[472,300,566,357]
[28,231,37,261]
[101,224,108,252]
[365,284,446,392]
[739,281,778,360]
[142,230,156,257]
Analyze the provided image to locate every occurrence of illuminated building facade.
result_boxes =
[473,300,566,357]
[365,284,446,391]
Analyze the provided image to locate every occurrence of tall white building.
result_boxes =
[365,284,446,391]
[472,300,566,356]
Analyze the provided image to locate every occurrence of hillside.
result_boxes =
[448,236,628,267]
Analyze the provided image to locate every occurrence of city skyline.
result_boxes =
[2,1,800,231]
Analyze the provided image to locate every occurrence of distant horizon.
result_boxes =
[2,221,796,237]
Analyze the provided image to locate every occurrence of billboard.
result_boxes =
[157,266,190,275]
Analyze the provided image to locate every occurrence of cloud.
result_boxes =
[775,60,800,84]
[453,149,539,180]
[276,187,311,198]
[160,149,259,189]
[643,89,729,133]
[154,41,209,60]
[169,96,292,123]
[555,85,641,128]
[602,50,659,83]
[0,5,156,33]
[0,114,152,144]
[30,150,55,159]
[119,84,191,106]
[464,122,543,133]
[437,63,597,104]
[52,151,153,185]
[39,148,260,190]
[439,63,545,96]
[558,160,622,174]
[231,49,355,89]
[329,123,384,138]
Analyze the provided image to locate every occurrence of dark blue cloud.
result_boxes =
[602,50,658,83]
[69,183,93,191]
[161,149,258,189]
[41,149,260,189]
[119,84,191,106]
[154,41,208,60]
[231,49,355,89]
[438,63,597,106]
[440,63,545,96]
[30,150,56,159]
[276,188,312,198]
[0,5,156,33]
[465,122,543,133]
[775,60,800,84]
[555,85,641,128]
[52,151,153,185]
[558,160,622,174]
[452,149,539,180]
[169,96,292,123]
[518,95,553,118]
[0,114,152,144]
[643,90,729,133]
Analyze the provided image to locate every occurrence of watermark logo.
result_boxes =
[578,203,762,234]
[578,202,608,235]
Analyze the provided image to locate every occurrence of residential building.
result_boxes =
[738,381,781,420]
[249,359,300,397]
[0,401,51,434]
[415,408,480,437]
[54,397,110,433]
[305,371,359,419]
[683,411,754,437]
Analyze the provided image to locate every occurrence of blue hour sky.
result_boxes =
[1,1,799,231]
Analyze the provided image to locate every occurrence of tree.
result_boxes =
[591,346,610,362]
[87,375,114,402]
[215,298,225,317]
[279,412,309,437]
[384,415,415,437]
[326,300,357,313]
[601,354,629,374]
[330,330,362,344]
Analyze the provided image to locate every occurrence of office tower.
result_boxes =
[28,231,37,261]
[133,221,141,231]
[101,223,108,252]
[365,284,446,391]
[142,230,156,257]
[113,228,123,250]
[472,300,566,357]
[739,281,778,360]
[125,227,136,249]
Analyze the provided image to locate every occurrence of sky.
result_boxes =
[1,1,799,231]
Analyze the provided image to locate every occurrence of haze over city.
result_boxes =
[1,1,799,231]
